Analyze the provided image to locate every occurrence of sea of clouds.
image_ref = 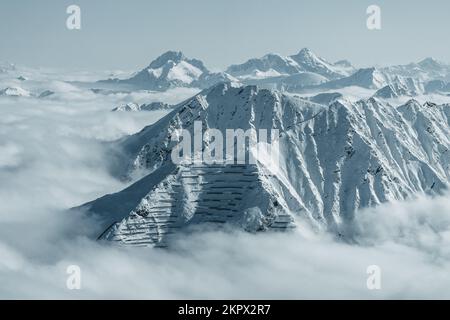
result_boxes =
[1,69,450,299]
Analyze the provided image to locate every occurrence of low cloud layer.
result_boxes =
[1,72,450,299]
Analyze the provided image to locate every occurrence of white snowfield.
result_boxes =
[81,82,450,247]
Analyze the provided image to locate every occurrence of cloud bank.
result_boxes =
[1,72,450,299]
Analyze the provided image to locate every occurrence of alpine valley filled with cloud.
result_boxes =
[2,47,450,299]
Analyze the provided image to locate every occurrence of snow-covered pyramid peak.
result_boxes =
[129,50,209,89]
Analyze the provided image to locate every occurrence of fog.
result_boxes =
[1,72,450,299]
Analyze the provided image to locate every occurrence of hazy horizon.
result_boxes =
[1,0,450,71]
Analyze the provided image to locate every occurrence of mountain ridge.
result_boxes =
[80,82,450,246]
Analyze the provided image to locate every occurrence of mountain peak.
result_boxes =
[106,50,212,90]
[148,50,187,68]
[293,48,322,62]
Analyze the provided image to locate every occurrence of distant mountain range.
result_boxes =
[111,101,171,112]
[97,48,450,98]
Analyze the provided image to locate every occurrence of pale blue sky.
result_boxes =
[1,0,449,71]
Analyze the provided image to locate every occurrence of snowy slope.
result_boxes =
[81,83,450,246]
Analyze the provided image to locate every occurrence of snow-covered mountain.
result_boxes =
[290,48,354,80]
[81,83,450,246]
[93,49,450,97]
[99,51,237,91]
